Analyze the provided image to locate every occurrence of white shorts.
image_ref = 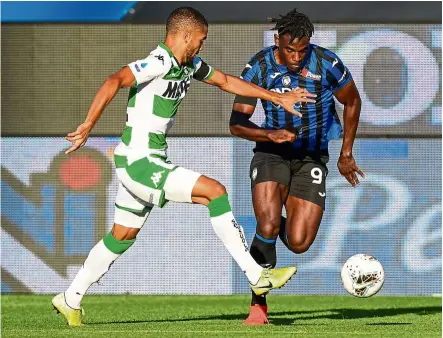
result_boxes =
[113,154,201,228]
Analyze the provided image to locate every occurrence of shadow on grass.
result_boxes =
[366,323,412,326]
[89,306,441,326]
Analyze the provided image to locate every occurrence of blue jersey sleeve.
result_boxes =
[325,55,353,92]
[233,61,261,106]
[240,61,260,84]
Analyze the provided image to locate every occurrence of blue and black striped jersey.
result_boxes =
[235,44,352,158]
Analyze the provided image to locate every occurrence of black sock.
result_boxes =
[250,233,276,306]
[278,216,290,250]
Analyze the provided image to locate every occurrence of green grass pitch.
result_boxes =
[2,295,441,337]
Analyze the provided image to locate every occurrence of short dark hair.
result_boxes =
[270,8,314,42]
[166,7,208,34]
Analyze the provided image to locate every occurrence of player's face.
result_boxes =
[275,34,310,73]
[185,26,208,63]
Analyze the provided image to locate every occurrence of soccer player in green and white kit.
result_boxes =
[52,7,316,326]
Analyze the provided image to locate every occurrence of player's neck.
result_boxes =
[163,38,186,65]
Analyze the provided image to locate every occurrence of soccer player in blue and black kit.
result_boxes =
[229,9,365,325]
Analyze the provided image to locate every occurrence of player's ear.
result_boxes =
[274,34,279,48]
[184,31,191,44]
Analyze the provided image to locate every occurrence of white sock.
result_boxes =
[210,211,263,284]
[65,240,120,309]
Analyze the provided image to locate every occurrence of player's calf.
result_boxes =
[63,227,138,310]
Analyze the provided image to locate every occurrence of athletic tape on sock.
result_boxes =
[103,232,135,255]
[207,194,232,217]
[255,233,277,244]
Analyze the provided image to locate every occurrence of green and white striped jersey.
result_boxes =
[114,42,214,160]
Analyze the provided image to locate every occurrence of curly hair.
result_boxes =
[270,8,314,42]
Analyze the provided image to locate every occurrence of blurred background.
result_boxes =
[1,1,441,296]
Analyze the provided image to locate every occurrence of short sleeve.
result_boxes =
[233,61,261,106]
[239,62,260,84]
[325,56,353,92]
[128,49,171,86]
[192,56,214,81]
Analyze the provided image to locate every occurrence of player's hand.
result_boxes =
[337,153,365,187]
[276,87,316,117]
[267,129,297,143]
[65,121,93,154]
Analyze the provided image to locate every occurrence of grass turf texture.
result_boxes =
[2,295,441,337]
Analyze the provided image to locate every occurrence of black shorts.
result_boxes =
[250,151,329,209]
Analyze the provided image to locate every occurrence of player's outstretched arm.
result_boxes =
[65,67,135,154]
[204,69,315,117]
[334,80,365,187]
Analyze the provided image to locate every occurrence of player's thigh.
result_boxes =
[250,151,291,189]
[163,166,202,203]
[116,155,176,208]
[250,152,291,236]
[289,160,328,210]
[285,160,327,247]
[114,182,153,229]
[118,154,203,206]
[252,181,289,238]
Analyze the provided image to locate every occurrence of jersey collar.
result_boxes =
[159,42,173,57]
[159,42,181,67]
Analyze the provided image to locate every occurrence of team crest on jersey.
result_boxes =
[252,167,258,180]
[301,68,322,81]
[183,67,190,76]
[282,75,291,87]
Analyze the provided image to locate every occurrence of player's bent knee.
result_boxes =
[208,181,227,201]
[193,176,227,203]
[257,221,280,238]
[288,243,311,254]
[287,237,312,254]
[256,213,281,238]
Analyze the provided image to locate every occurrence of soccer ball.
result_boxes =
[341,254,385,298]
